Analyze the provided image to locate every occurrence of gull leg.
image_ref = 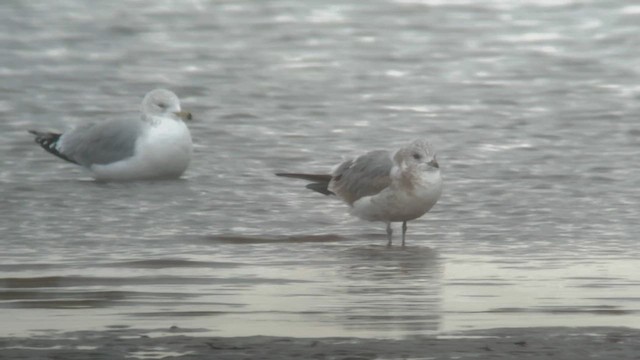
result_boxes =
[401,221,407,247]
[386,222,393,246]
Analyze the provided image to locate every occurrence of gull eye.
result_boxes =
[412,153,422,160]
[157,102,168,109]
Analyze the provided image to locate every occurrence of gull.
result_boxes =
[29,89,193,181]
[276,139,443,246]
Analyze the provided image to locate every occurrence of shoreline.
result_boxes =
[1,326,639,359]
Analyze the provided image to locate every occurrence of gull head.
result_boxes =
[393,139,439,172]
[141,89,192,121]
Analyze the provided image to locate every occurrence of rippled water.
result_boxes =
[1,0,639,338]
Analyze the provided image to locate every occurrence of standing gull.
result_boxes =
[29,89,193,181]
[276,139,443,246]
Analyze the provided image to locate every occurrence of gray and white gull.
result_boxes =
[29,89,193,181]
[277,139,443,246]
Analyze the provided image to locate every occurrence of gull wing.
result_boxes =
[329,150,393,205]
[57,119,143,167]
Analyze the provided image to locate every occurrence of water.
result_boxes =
[1,0,639,338]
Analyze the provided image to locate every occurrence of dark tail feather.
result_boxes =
[305,182,333,196]
[275,173,334,196]
[275,173,332,182]
[28,130,78,164]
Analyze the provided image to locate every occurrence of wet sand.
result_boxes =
[1,326,639,360]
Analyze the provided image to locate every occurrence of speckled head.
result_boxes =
[393,139,439,170]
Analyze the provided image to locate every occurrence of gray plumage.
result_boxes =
[275,150,394,204]
[58,119,142,166]
[29,119,142,167]
[329,150,394,205]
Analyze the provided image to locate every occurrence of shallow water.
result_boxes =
[1,0,639,338]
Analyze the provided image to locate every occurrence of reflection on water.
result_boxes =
[206,234,346,244]
[338,246,442,334]
[441,254,640,332]
[0,242,443,338]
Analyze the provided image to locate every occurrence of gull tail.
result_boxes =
[275,173,334,196]
[28,130,78,164]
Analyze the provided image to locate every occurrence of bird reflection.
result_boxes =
[334,245,443,336]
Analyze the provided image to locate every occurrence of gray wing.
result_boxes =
[58,118,143,167]
[329,150,393,205]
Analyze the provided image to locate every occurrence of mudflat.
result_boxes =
[2,326,639,360]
